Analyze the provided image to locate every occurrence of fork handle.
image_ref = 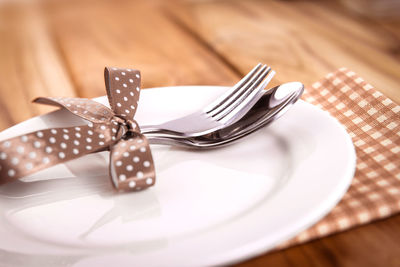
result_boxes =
[140,125,184,138]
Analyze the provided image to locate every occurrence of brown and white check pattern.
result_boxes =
[278,68,400,249]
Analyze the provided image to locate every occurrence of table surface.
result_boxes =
[0,0,399,266]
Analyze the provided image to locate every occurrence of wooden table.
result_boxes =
[0,0,399,265]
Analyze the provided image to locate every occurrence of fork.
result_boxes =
[141,64,275,137]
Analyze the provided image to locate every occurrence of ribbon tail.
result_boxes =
[33,97,114,124]
[0,124,112,184]
[109,133,155,191]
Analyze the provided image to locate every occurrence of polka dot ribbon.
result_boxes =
[0,67,155,192]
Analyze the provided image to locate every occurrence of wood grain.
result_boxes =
[42,0,238,98]
[168,0,400,103]
[0,1,75,131]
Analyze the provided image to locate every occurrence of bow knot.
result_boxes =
[111,117,140,140]
[0,67,156,192]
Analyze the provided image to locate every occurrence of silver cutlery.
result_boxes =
[141,63,275,137]
[145,82,304,148]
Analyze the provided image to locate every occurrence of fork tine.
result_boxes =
[207,64,269,116]
[211,65,271,119]
[217,70,275,123]
[205,63,262,113]
[215,68,275,123]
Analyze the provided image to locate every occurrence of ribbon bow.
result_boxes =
[0,67,155,192]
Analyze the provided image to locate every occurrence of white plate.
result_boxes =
[0,86,356,267]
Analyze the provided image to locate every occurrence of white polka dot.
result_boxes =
[45,147,52,153]
[49,137,56,144]
[116,89,121,94]
[43,157,50,164]
[36,131,44,138]
[130,145,136,151]
[21,135,28,142]
[88,130,93,135]
[100,125,106,130]
[143,161,150,167]
[26,163,33,170]
[136,87,139,91]
[51,129,57,134]
[136,74,140,78]
[17,146,25,154]
[112,136,116,141]
[29,152,37,159]
[130,105,135,109]
[86,138,92,143]
[75,127,81,131]
[88,123,93,128]
[74,140,80,146]
[63,134,69,140]
[129,79,133,83]
[11,158,19,165]
[0,152,7,160]
[140,147,146,152]
[125,109,130,114]
[60,143,67,149]
[86,146,92,150]
[137,139,143,144]
[123,84,127,88]
[116,161,122,166]
[133,156,140,162]
[126,165,133,171]
[119,174,126,181]
[112,128,117,133]
[8,169,15,177]
[115,77,120,81]
[75,133,81,138]
[129,181,136,188]
[34,141,41,148]
[73,148,79,155]
[99,141,105,146]
[117,103,122,107]
[59,152,65,159]
[99,134,105,139]
[63,129,69,133]
[146,178,153,185]
[3,141,11,148]
[123,97,128,101]
[123,152,129,157]
[136,171,144,178]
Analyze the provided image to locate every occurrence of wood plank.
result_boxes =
[168,0,400,103]
[0,1,76,131]
[42,0,238,98]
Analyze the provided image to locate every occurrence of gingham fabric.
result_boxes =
[278,67,400,248]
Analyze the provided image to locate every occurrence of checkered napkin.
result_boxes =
[278,67,400,248]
